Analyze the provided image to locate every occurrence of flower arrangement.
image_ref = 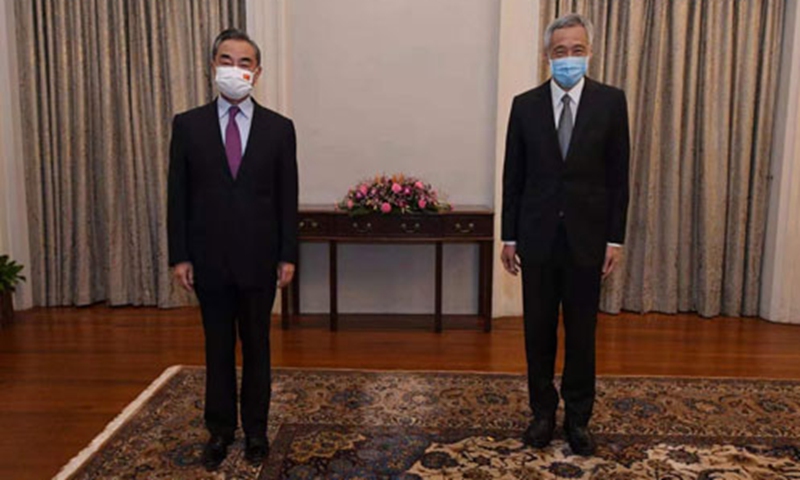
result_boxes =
[337,174,451,215]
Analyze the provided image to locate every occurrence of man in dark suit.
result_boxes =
[501,13,629,456]
[168,29,298,470]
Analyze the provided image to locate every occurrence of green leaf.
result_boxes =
[0,254,25,291]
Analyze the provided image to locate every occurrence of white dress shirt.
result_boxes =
[505,77,621,249]
[217,96,254,156]
[551,77,585,129]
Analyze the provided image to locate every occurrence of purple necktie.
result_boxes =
[225,106,242,178]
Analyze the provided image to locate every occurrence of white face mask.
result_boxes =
[214,66,255,100]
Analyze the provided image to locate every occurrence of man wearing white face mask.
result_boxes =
[501,13,630,456]
[167,28,298,470]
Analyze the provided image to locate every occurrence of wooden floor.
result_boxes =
[1,307,799,479]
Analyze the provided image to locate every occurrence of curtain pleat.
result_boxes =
[541,0,784,316]
[15,0,246,306]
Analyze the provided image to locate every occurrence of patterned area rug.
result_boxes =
[60,367,800,479]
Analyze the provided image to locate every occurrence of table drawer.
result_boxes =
[298,214,332,238]
[336,215,442,237]
[442,215,493,238]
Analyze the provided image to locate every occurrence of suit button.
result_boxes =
[558,210,565,218]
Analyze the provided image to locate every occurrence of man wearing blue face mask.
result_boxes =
[500,13,630,456]
[168,29,298,470]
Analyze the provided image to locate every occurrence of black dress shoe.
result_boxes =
[522,417,555,448]
[244,436,269,466]
[201,434,234,471]
[565,424,596,456]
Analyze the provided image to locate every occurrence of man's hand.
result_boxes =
[278,262,296,288]
[501,244,521,276]
[172,262,194,292]
[602,245,623,279]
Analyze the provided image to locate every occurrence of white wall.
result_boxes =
[0,0,32,309]
[761,0,800,324]
[492,0,540,318]
[289,0,500,314]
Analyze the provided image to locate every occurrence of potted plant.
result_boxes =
[0,255,25,328]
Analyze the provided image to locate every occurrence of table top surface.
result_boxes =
[299,204,494,215]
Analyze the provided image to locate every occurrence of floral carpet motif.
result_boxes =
[64,368,800,479]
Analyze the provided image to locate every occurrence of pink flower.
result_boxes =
[415,181,424,189]
[356,191,363,199]
[404,187,411,195]
[391,183,402,194]
[381,202,392,213]
[418,199,427,209]
[347,199,354,209]
[359,184,368,195]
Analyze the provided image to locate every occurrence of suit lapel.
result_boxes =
[205,100,235,184]
[236,103,262,181]
[565,78,598,162]
[543,82,565,163]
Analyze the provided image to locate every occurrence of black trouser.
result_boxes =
[195,280,276,440]
[521,223,602,427]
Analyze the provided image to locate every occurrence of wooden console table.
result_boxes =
[280,205,494,332]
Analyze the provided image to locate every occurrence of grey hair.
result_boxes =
[211,28,261,66]
[543,13,594,51]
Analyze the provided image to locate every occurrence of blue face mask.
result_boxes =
[550,56,589,89]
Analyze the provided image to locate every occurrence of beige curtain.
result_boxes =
[541,0,784,317]
[15,0,245,307]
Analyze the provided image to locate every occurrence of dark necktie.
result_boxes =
[558,94,573,159]
[225,106,242,178]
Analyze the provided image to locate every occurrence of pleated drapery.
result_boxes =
[15,0,246,306]
[541,0,785,317]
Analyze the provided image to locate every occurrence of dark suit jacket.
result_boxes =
[167,99,298,289]
[502,78,630,266]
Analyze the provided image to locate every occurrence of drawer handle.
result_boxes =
[400,222,421,233]
[352,221,372,233]
[454,222,475,234]
[299,219,320,229]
